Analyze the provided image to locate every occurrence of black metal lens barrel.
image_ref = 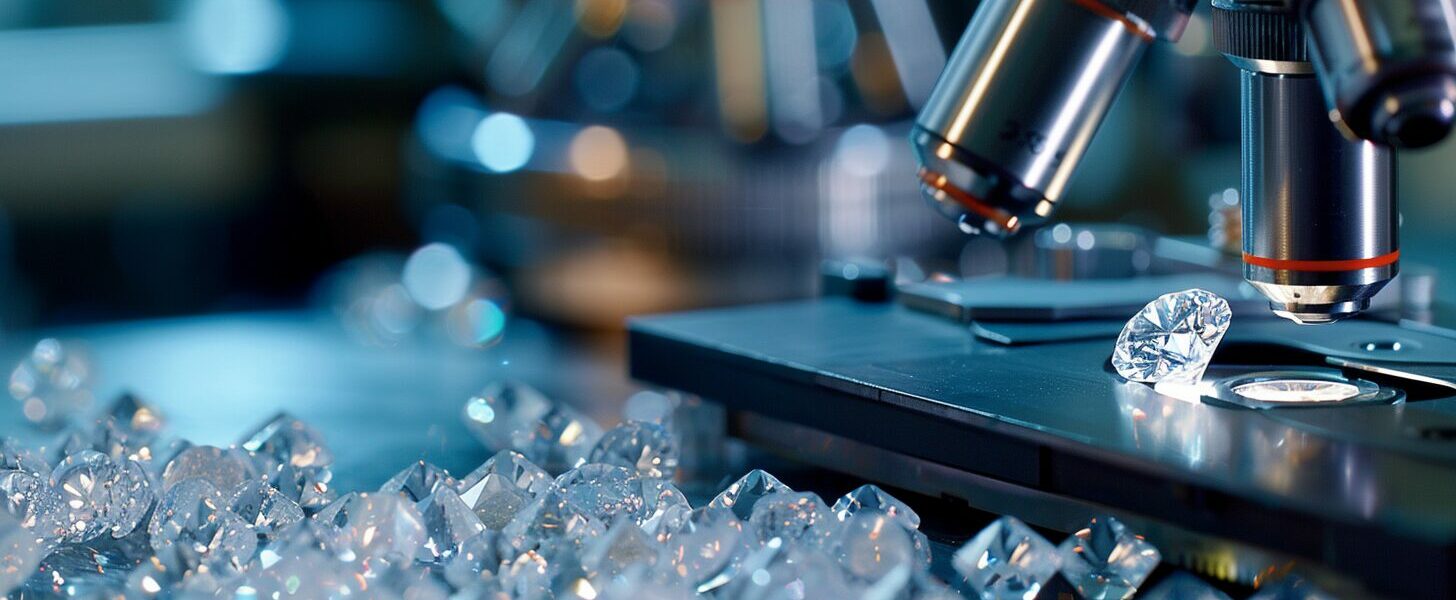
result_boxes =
[1241,71,1398,323]
[911,0,1191,237]
[1304,0,1456,148]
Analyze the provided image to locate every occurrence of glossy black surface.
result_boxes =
[630,298,1456,597]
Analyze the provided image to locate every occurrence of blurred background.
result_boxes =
[0,0,1454,341]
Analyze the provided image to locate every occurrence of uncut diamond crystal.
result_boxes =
[748,491,834,545]
[313,492,427,560]
[230,479,304,543]
[109,458,155,538]
[160,445,258,493]
[147,478,257,573]
[417,486,486,563]
[50,450,122,542]
[463,381,604,474]
[497,493,606,562]
[458,449,552,498]
[582,515,663,578]
[953,516,1061,600]
[0,469,60,536]
[831,512,917,583]
[554,464,646,523]
[443,531,500,590]
[0,437,48,476]
[1247,576,1336,600]
[833,483,921,531]
[709,469,792,520]
[238,412,333,469]
[1138,572,1232,600]
[0,508,44,596]
[1113,289,1231,384]
[1058,516,1161,600]
[720,537,858,599]
[659,506,751,593]
[588,420,679,480]
[380,460,457,502]
[460,472,531,530]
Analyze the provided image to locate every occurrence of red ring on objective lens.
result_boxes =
[1068,0,1156,41]
[918,167,1019,233]
[1242,251,1400,272]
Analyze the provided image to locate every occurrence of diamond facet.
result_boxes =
[588,421,679,480]
[460,472,531,530]
[709,469,792,521]
[417,485,486,563]
[230,479,305,543]
[658,506,750,593]
[380,460,457,502]
[312,492,427,560]
[830,512,917,583]
[832,483,920,531]
[147,478,257,573]
[463,381,604,474]
[159,445,258,493]
[458,449,552,498]
[1112,289,1231,384]
[238,412,333,470]
[1138,572,1233,600]
[553,464,646,524]
[1057,515,1161,600]
[747,491,834,546]
[952,516,1061,600]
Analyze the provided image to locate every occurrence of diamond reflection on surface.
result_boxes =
[1232,379,1360,404]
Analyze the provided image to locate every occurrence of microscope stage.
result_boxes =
[629,297,1456,598]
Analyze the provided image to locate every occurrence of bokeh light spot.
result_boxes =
[471,113,534,173]
[181,0,290,74]
[402,243,472,310]
[833,124,890,177]
[569,125,630,182]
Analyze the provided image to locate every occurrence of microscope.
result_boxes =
[913,0,1456,324]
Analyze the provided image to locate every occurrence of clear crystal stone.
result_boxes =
[460,472,531,530]
[709,469,793,520]
[0,469,61,538]
[312,492,427,560]
[553,464,646,524]
[658,506,750,593]
[238,412,333,470]
[497,493,606,563]
[1138,572,1233,600]
[1112,289,1231,384]
[8,338,92,430]
[833,484,921,531]
[147,478,257,573]
[229,479,304,543]
[463,381,604,474]
[720,537,859,599]
[952,516,1061,600]
[443,531,501,590]
[582,515,663,578]
[417,485,486,563]
[159,445,258,493]
[640,478,690,531]
[50,450,122,542]
[588,421,679,480]
[380,460,457,502]
[598,563,697,600]
[831,512,917,583]
[458,449,553,498]
[109,459,155,538]
[622,391,679,426]
[1058,516,1161,600]
[0,437,48,476]
[1247,576,1336,600]
[0,508,46,595]
[103,393,166,436]
[748,491,834,546]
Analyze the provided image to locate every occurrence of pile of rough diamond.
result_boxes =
[0,378,1322,599]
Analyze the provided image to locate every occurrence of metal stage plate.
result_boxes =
[628,297,1456,598]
